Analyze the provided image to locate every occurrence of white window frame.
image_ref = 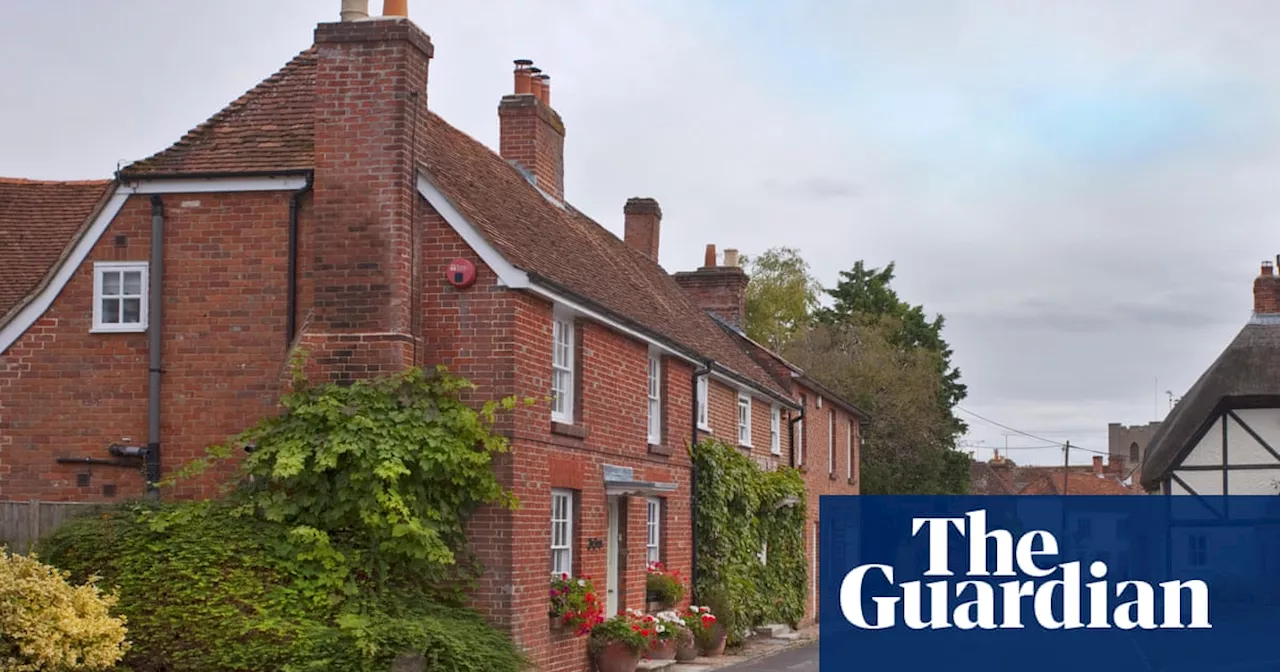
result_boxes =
[796,396,806,465]
[696,376,710,431]
[92,261,148,333]
[647,354,662,445]
[770,405,781,455]
[551,489,574,576]
[828,410,835,475]
[847,419,854,480]
[646,498,661,564]
[551,317,575,423]
[737,393,752,447]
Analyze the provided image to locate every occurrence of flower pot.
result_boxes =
[699,631,727,657]
[676,638,699,662]
[593,641,641,672]
[646,638,676,660]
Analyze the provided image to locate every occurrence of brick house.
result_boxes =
[0,3,864,669]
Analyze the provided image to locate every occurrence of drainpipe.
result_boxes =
[286,176,313,345]
[145,196,165,499]
[690,359,713,604]
[788,404,806,469]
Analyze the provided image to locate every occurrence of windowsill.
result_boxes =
[550,422,587,439]
[697,424,712,433]
[738,444,753,451]
[770,451,782,458]
[90,325,147,334]
[648,442,672,456]
[828,473,836,481]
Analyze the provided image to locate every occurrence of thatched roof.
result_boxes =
[1141,317,1280,489]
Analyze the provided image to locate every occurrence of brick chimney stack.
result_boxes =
[673,243,750,329]
[1254,259,1280,315]
[309,3,432,381]
[624,198,662,262]
[1092,455,1103,476]
[499,59,566,202]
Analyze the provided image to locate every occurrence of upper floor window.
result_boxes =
[551,489,574,575]
[551,318,574,423]
[770,405,781,455]
[646,498,661,564]
[737,393,752,447]
[847,419,854,480]
[796,396,806,464]
[92,262,148,333]
[696,377,710,430]
[828,410,835,475]
[647,355,662,444]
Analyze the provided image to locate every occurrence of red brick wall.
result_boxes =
[0,191,297,501]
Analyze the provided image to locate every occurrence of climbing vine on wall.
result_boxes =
[690,438,807,645]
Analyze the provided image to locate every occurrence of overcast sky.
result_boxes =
[3,1,1273,467]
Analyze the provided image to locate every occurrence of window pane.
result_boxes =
[122,298,142,324]
[123,271,142,295]
[101,298,120,323]
[102,271,120,295]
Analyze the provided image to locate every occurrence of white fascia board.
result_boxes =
[120,175,310,194]
[0,187,129,354]
[415,173,530,289]
[414,171,792,404]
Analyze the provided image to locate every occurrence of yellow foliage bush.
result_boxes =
[0,548,129,671]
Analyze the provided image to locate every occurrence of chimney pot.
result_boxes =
[513,60,533,96]
[704,244,717,268]
[536,74,551,106]
[724,249,739,268]
[382,0,408,16]
[529,70,545,100]
[341,0,370,21]
[1264,260,1275,277]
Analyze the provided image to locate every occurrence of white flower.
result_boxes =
[577,579,585,587]
[656,624,666,633]
[688,605,699,612]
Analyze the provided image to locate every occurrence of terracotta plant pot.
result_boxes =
[646,638,677,660]
[593,641,641,672]
[676,638,699,662]
[699,631,727,657]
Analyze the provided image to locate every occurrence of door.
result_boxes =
[606,497,620,616]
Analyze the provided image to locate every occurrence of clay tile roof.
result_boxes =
[0,179,112,320]
[121,48,317,176]
[969,461,1016,495]
[1019,470,1144,495]
[418,112,791,398]
[1141,320,1280,488]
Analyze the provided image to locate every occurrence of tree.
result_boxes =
[742,247,821,352]
[783,321,967,494]
[816,261,968,438]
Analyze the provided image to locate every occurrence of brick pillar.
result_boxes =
[307,18,433,381]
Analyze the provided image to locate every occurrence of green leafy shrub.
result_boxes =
[0,548,129,671]
[40,502,525,672]
[39,365,529,672]
[690,438,807,645]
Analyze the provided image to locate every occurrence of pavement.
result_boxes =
[716,642,817,671]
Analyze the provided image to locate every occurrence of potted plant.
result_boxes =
[588,614,652,672]
[549,573,604,636]
[642,610,685,660]
[682,605,726,657]
[674,622,698,662]
[644,561,685,610]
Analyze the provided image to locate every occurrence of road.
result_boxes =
[720,642,817,671]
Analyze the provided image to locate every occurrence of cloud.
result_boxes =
[4,0,1280,465]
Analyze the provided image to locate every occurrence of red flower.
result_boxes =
[641,629,650,637]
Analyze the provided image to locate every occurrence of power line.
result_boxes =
[956,406,1109,456]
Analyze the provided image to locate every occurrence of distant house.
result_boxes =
[970,452,1143,495]
[1142,260,1280,495]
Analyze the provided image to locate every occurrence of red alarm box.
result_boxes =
[447,258,477,288]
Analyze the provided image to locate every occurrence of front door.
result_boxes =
[606,496,620,616]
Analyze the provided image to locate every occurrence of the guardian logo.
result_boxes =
[840,510,1211,631]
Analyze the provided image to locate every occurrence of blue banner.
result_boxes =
[820,496,1280,671]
